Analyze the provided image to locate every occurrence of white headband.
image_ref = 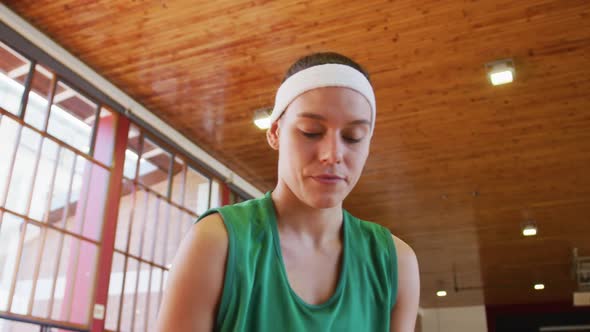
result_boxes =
[270,63,376,135]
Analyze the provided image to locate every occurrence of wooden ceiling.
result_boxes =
[6,0,589,308]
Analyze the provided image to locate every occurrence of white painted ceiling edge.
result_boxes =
[0,3,264,198]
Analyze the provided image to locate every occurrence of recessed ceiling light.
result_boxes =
[522,221,538,237]
[436,290,447,297]
[534,283,545,290]
[486,59,515,86]
[253,108,271,129]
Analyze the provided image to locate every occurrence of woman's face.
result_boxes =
[269,86,372,208]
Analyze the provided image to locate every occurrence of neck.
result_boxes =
[271,181,343,246]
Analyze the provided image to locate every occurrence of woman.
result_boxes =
[156,52,420,331]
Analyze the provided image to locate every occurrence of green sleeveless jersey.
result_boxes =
[196,192,397,331]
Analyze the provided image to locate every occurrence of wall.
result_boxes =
[420,305,488,332]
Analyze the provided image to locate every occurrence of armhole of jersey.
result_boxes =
[195,208,236,330]
[384,229,398,310]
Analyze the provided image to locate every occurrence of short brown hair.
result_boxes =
[283,52,370,83]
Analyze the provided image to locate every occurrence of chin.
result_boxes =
[304,189,346,209]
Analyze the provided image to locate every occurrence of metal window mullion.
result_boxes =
[143,196,162,330]
[66,159,96,322]
[84,236,102,327]
[0,123,24,214]
[161,198,172,267]
[0,107,112,172]
[136,192,151,262]
[135,132,144,182]
[28,145,62,315]
[130,190,149,331]
[157,266,165,312]
[64,237,82,322]
[180,160,187,207]
[159,199,173,310]
[115,254,129,332]
[135,178,196,219]
[143,266,153,331]
[166,154,174,201]
[123,182,138,255]
[27,225,49,315]
[134,190,150,260]
[6,219,30,311]
[0,311,88,331]
[23,134,46,217]
[88,104,101,157]
[67,156,103,320]
[58,152,79,229]
[75,159,93,236]
[112,249,168,271]
[0,207,101,247]
[46,154,78,319]
[17,61,36,120]
[42,73,57,133]
[129,258,141,332]
[41,146,62,223]
[174,207,183,267]
[113,182,138,331]
[148,198,160,262]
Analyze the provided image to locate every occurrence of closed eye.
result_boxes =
[343,136,363,143]
[301,131,322,139]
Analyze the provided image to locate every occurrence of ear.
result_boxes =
[266,120,280,151]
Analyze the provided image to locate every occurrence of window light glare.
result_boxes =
[522,225,537,237]
[436,290,447,297]
[534,283,545,290]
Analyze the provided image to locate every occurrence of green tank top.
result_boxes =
[196,192,398,331]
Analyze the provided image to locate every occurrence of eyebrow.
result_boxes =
[297,112,371,126]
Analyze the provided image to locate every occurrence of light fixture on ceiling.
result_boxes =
[253,108,272,130]
[534,283,545,290]
[436,290,447,297]
[485,59,515,86]
[522,220,538,237]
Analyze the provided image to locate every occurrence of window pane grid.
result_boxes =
[0,108,112,172]
[1,40,112,330]
[108,129,218,331]
[2,31,237,332]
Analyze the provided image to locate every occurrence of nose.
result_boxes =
[319,132,343,165]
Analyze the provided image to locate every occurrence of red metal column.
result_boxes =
[221,183,231,206]
[91,113,130,331]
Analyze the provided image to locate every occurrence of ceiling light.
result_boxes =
[436,290,447,297]
[534,283,545,290]
[522,221,538,237]
[253,108,271,129]
[523,226,537,236]
[485,59,515,86]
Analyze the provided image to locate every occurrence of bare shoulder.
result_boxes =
[156,213,228,331]
[389,234,420,331]
[189,213,229,251]
[172,213,229,270]
[391,235,417,264]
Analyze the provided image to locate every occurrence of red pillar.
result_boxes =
[58,111,128,330]
[90,113,130,331]
[221,183,231,206]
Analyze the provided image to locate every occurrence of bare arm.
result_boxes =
[156,214,228,332]
[390,235,420,332]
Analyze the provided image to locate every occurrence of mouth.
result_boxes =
[310,174,346,185]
